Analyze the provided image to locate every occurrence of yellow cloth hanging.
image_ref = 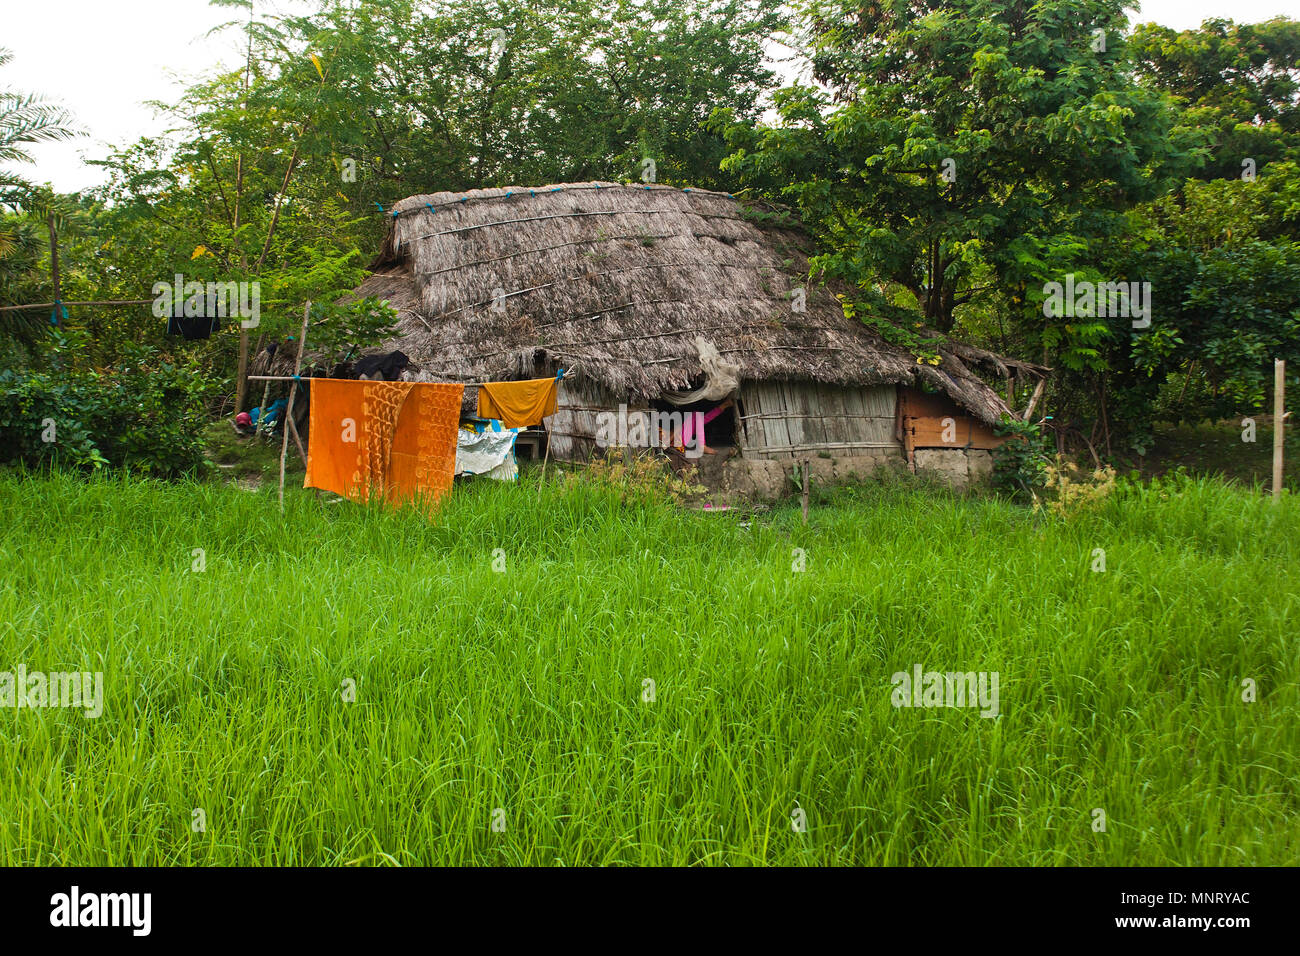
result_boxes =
[476,377,558,428]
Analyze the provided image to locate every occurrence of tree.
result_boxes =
[1098,161,1300,435]
[0,47,80,345]
[715,0,1194,348]
[279,0,783,196]
[81,0,785,408]
[1130,17,1300,181]
[0,48,79,208]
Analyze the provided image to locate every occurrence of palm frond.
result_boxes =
[0,93,81,162]
[0,170,34,211]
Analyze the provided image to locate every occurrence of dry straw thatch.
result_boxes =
[266,181,1041,424]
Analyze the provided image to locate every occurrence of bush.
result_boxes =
[0,354,216,476]
[991,416,1054,498]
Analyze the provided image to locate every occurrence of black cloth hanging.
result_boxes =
[353,350,410,381]
[166,313,221,340]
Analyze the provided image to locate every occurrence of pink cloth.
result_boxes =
[681,404,727,450]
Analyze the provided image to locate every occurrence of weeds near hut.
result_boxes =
[1033,457,1118,517]
[562,450,705,504]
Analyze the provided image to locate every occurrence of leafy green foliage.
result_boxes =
[991,416,1054,498]
[273,0,783,196]
[0,47,81,209]
[0,49,81,346]
[0,344,217,476]
[1131,17,1300,180]
[306,296,399,369]
[1100,161,1300,426]
[0,212,46,347]
[838,294,944,363]
[716,0,1193,337]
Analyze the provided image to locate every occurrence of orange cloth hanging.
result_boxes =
[476,377,558,428]
[304,378,464,506]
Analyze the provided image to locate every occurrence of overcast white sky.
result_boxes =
[5,0,1298,192]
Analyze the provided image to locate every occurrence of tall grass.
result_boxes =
[0,470,1295,865]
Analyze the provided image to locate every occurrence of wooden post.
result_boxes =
[288,416,308,464]
[1273,359,1285,503]
[537,373,563,496]
[279,301,311,512]
[236,328,250,413]
[537,421,552,497]
[0,298,154,312]
[1022,378,1046,422]
[254,381,271,438]
[47,214,60,318]
[800,457,810,524]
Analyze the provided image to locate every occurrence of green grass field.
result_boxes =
[0,470,1296,865]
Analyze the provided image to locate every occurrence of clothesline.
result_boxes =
[248,369,570,387]
[249,375,512,386]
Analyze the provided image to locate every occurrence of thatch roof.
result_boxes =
[267,182,1042,424]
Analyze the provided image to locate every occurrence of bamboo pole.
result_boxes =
[737,412,896,424]
[236,327,250,413]
[279,301,311,512]
[1274,359,1285,503]
[1022,378,1047,421]
[288,416,308,464]
[0,299,154,312]
[745,440,900,454]
[254,381,271,438]
[537,421,552,497]
[47,215,60,318]
[286,412,317,501]
[250,374,515,387]
[800,457,810,524]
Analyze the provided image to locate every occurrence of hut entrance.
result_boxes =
[700,399,737,455]
[652,397,737,457]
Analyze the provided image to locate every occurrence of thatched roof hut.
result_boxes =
[261,182,1044,492]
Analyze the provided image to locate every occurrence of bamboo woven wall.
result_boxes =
[737,382,899,459]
